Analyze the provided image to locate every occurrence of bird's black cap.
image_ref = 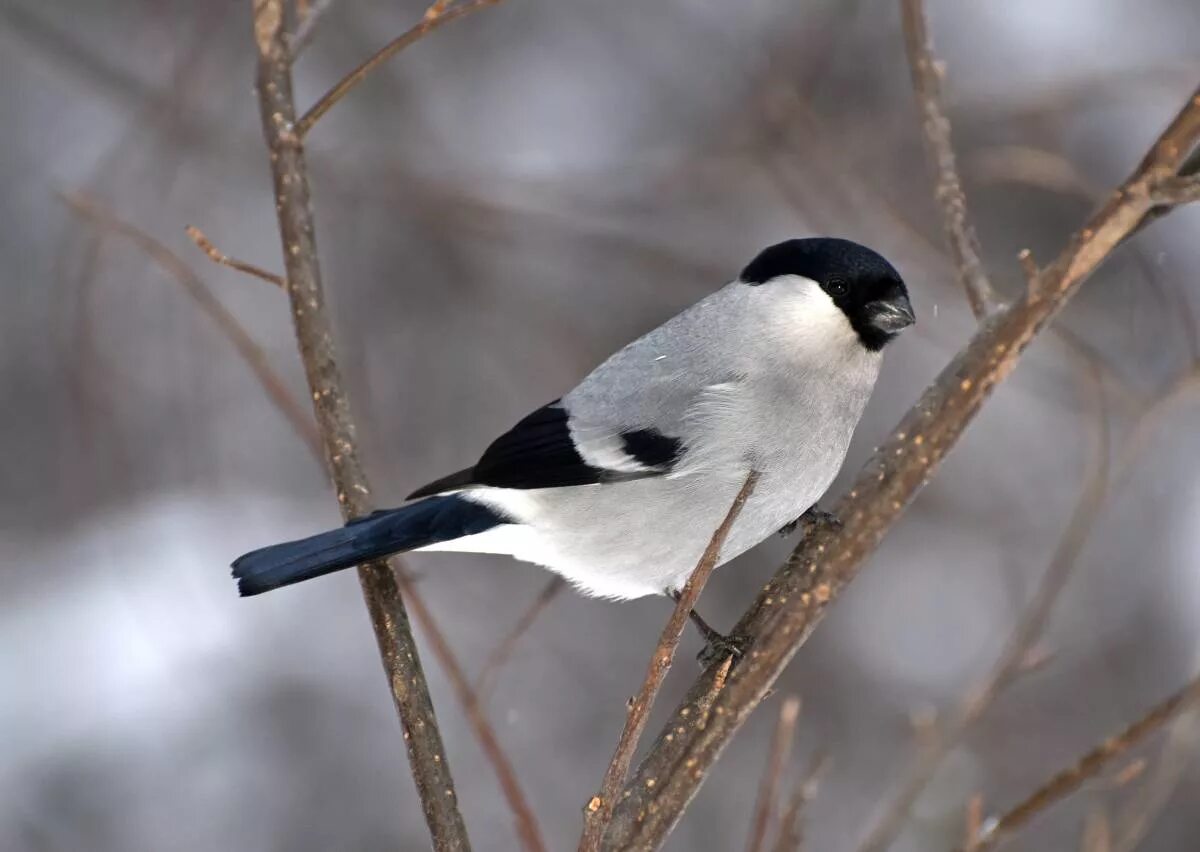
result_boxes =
[741,238,913,351]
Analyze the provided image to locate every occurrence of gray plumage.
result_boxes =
[231,238,914,600]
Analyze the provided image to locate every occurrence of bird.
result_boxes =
[231,237,914,636]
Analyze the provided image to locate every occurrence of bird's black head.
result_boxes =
[741,238,914,351]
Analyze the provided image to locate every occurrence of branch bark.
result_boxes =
[597,82,1200,851]
[900,0,998,318]
[250,4,470,848]
[296,0,503,137]
[580,470,761,851]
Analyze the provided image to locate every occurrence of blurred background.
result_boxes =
[3,0,1200,849]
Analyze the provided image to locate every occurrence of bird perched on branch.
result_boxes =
[232,238,913,619]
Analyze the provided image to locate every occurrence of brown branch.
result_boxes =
[597,82,1200,852]
[770,753,831,852]
[250,4,471,848]
[185,225,286,289]
[1111,710,1200,852]
[900,0,998,319]
[746,696,803,852]
[59,192,323,463]
[1149,174,1200,204]
[855,352,1110,852]
[399,570,549,852]
[1080,809,1112,852]
[475,576,567,699]
[295,0,503,137]
[580,470,762,852]
[963,794,984,852]
[971,675,1200,851]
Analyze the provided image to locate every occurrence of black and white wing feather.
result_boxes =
[406,400,683,499]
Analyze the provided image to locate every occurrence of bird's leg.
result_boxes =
[668,590,748,666]
[778,503,843,537]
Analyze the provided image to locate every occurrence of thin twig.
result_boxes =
[855,352,1110,852]
[1149,174,1200,204]
[580,470,762,851]
[746,696,803,852]
[60,192,323,462]
[1081,809,1112,852]
[289,0,337,56]
[972,675,1200,850]
[296,0,503,137]
[900,0,998,318]
[398,570,549,852]
[250,5,471,848]
[599,82,1200,852]
[770,753,831,852]
[185,225,286,289]
[1017,249,1039,290]
[475,576,567,699]
[1111,709,1200,852]
[963,794,984,852]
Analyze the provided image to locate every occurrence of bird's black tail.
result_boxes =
[232,495,508,596]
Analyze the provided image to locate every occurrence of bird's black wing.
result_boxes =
[406,400,683,499]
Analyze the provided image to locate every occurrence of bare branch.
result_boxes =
[185,225,287,289]
[746,696,802,852]
[1111,710,1200,852]
[900,0,999,319]
[598,83,1200,852]
[289,0,337,56]
[1080,809,1112,852]
[963,794,984,852]
[580,470,762,852]
[855,352,1110,852]
[971,675,1200,850]
[60,192,323,463]
[1149,174,1200,204]
[296,0,504,137]
[1017,248,1039,290]
[249,4,470,847]
[770,753,831,852]
[398,571,549,852]
[475,576,566,699]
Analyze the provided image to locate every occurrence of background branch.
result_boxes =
[746,696,802,852]
[296,0,503,137]
[60,192,323,462]
[900,0,998,318]
[972,674,1200,850]
[185,225,286,289]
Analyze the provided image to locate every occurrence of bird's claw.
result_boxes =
[696,629,749,668]
[778,506,843,537]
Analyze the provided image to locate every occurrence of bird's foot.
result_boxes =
[778,505,843,537]
[696,628,750,668]
[668,590,748,667]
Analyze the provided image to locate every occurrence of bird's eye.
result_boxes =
[825,277,849,297]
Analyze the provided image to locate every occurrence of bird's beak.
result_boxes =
[866,294,915,333]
